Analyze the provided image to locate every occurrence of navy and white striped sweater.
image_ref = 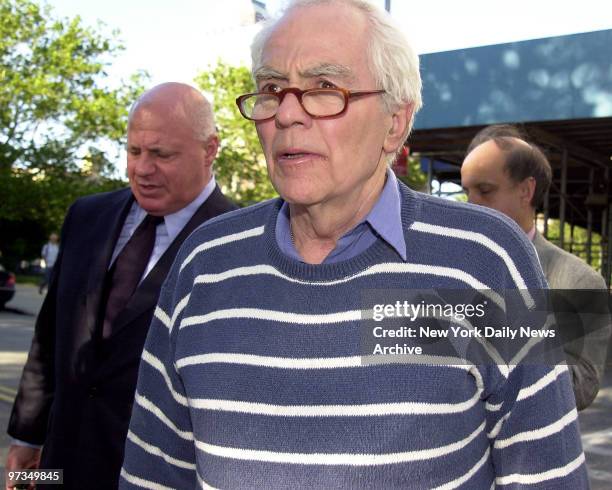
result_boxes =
[121,184,587,489]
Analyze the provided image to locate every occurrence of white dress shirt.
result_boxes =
[110,176,217,281]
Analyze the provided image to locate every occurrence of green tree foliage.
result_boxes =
[396,156,428,192]
[0,0,146,264]
[194,62,276,205]
[0,0,144,175]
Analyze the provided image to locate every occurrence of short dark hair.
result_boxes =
[466,124,552,209]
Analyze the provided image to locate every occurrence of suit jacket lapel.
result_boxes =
[110,186,235,336]
[85,189,134,338]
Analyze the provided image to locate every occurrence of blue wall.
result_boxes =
[415,29,612,129]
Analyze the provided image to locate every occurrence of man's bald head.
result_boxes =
[129,82,216,141]
[465,124,552,209]
[126,82,219,216]
[461,124,553,233]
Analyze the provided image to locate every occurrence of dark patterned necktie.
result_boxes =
[102,214,163,338]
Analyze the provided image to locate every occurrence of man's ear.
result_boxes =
[519,176,536,207]
[203,135,219,166]
[383,103,413,154]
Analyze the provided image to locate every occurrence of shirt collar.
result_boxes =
[526,224,537,241]
[364,168,407,260]
[275,168,407,262]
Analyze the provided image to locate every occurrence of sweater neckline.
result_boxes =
[264,183,418,281]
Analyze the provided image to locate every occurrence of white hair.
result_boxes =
[251,0,422,139]
[188,99,216,141]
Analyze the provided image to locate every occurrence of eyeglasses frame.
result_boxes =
[236,87,386,121]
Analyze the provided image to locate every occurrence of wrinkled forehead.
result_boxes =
[127,107,198,147]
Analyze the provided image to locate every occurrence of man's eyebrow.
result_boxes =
[254,66,287,82]
[254,63,355,83]
[127,143,172,151]
[301,63,354,82]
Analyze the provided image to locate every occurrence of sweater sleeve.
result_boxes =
[483,244,589,488]
[560,273,611,410]
[120,264,198,489]
[486,363,589,488]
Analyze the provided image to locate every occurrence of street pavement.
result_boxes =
[1,285,611,487]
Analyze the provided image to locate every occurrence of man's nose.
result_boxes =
[133,153,156,175]
[467,194,482,205]
[275,92,311,128]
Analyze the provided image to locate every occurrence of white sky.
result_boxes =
[49,0,612,87]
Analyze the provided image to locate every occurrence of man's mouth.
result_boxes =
[276,149,322,164]
[138,183,160,191]
[280,152,309,159]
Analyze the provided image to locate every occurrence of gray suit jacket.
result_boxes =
[533,231,611,410]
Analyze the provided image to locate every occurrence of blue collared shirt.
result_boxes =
[275,169,407,263]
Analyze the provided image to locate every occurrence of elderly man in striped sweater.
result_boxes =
[120,0,588,488]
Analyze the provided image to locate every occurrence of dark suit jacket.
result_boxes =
[8,186,236,489]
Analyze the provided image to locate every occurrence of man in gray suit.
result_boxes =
[461,124,610,410]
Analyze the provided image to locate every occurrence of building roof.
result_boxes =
[408,29,612,234]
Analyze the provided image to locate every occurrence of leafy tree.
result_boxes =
[396,155,428,192]
[0,0,144,177]
[0,0,146,265]
[195,61,276,205]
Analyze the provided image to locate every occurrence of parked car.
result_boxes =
[0,264,16,309]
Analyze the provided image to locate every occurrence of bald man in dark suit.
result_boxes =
[6,83,237,489]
